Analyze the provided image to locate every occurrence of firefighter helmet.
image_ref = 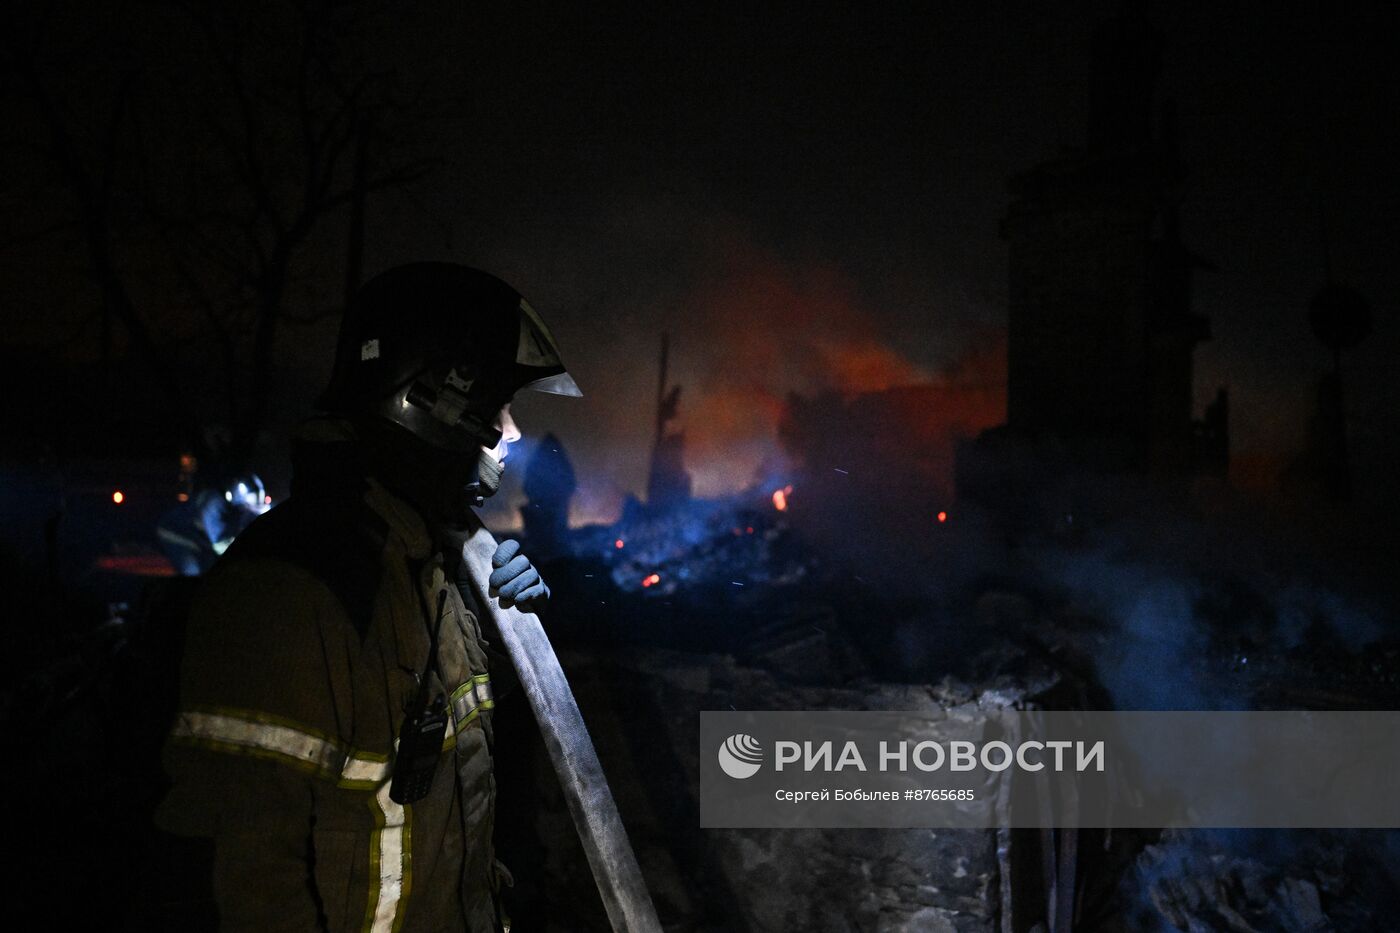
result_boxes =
[320,263,581,455]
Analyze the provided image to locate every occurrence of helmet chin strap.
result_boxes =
[359,418,503,526]
[476,449,505,492]
[460,449,504,509]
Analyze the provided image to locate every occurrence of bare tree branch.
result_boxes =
[10,0,459,462]
[9,37,191,429]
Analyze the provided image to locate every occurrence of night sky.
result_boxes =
[7,2,1398,525]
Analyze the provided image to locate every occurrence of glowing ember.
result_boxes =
[615,539,625,549]
[642,573,661,588]
[937,511,948,523]
[112,490,125,505]
[771,484,794,512]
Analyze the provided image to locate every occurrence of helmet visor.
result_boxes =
[516,298,582,396]
[523,370,582,397]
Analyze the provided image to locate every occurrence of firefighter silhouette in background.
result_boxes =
[156,471,270,575]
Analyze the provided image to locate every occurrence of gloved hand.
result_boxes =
[488,539,549,611]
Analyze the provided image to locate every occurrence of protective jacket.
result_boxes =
[157,419,501,932]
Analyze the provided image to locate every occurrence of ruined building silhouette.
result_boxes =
[999,11,1228,477]
[645,334,693,512]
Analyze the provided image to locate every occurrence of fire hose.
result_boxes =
[457,524,663,933]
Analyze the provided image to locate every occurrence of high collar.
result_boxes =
[292,416,435,559]
[364,476,432,560]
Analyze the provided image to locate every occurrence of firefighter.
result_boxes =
[156,263,580,931]
[156,471,270,575]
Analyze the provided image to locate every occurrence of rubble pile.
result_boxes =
[504,645,1061,933]
[1128,828,1400,932]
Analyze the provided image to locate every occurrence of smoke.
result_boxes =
[1018,471,1394,710]
[477,189,1393,715]
[1276,583,1383,652]
[1030,544,1236,711]
[477,195,1002,525]
[677,258,936,497]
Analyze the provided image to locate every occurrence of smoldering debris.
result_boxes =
[1128,829,1400,933]
[501,442,1400,931]
[501,644,1059,933]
